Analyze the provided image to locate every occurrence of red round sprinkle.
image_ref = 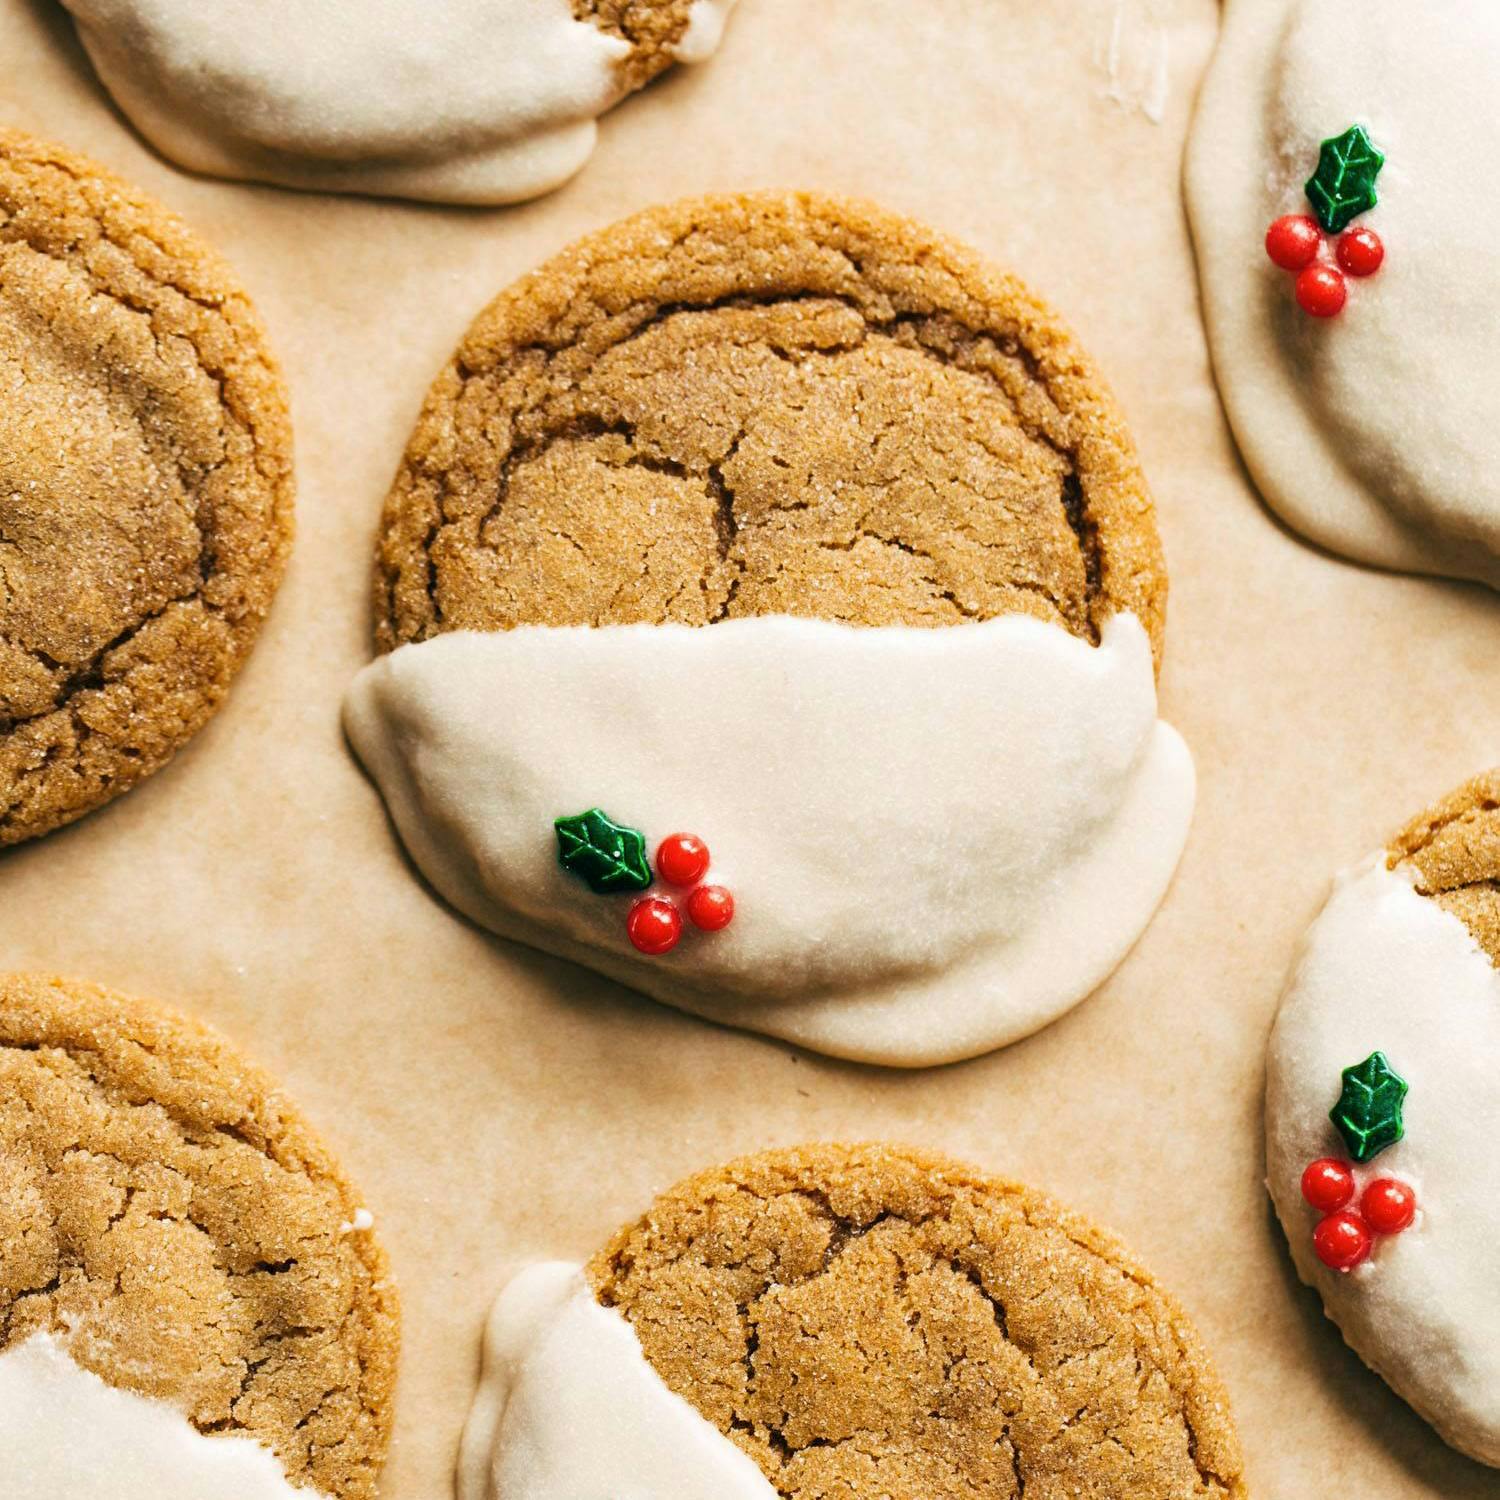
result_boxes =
[656,833,710,887]
[1361,1178,1417,1236]
[1265,214,1323,271]
[1301,1158,1356,1214]
[1296,264,1348,318]
[686,884,735,932]
[627,897,681,955]
[1337,226,1385,278]
[1314,1211,1373,1272]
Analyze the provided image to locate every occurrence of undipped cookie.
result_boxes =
[0,973,399,1497]
[1266,770,1500,1466]
[60,0,738,204]
[0,130,294,845]
[345,191,1195,1066]
[458,1143,1248,1498]
[1187,0,1500,587]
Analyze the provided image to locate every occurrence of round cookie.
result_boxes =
[0,973,398,1497]
[458,1143,1248,1499]
[1187,0,1500,588]
[375,191,1165,660]
[348,192,1194,1066]
[0,130,293,846]
[1266,770,1500,1466]
[60,0,738,205]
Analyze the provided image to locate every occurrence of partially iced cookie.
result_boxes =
[60,0,737,204]
[1266,770,1500,1466]
[0,973,399,1498]
[459,1143,1248,1499]
[1187,0,1500,587]
[344,192,1195,1066]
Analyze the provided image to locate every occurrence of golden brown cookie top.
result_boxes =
[0,129,293,846]
[0,974,398,1500]
[586,1143,1246,1499]
[375,192,1166,667]
[1388,769,1500,966]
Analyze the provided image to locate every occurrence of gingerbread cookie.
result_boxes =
[458,1143,1248,1498]
[60,0,737,205]
[0,130,293,846]
[1266,770,1500,1466]
[1187,0,1500,588]
[344,192,1194,1066]
[0,973,398,1496]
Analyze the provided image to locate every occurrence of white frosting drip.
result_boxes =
[1266,856,1500,1467]
[672,0,735,63]
[0,1332,319,1497]
[457,1262,777,1500]
[1187,0,1500,587]
[60,0,733,205]
[343,612,1194,1066]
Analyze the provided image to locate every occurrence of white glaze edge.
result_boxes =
[1184,0,1500,587]
[1266,854,1500,1466]
[672,0,739,63]
[456,1262,777,1500]
[0,1332,324,1497]
[69,30,608,205]
[344,612,1193,1066]
[345,611,1193,1066]
[675,712,1193,1063]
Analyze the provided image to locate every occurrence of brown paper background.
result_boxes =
[2,0,1497,1493]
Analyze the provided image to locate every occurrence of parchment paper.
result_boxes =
[2,1,1497,1494]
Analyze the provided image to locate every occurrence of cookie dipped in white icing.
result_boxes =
[0,1332,325,1498]
[458,1263,777,1500]
[343,610,1194,1067]
[60,0,737,205]
[1187,0,1500,587]
[1266,855,1500,1467]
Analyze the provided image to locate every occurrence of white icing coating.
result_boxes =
[60,0,734,205]
[673,0,735,63]
[1187,0,1500,587]
[457,1262,776,1500]
[0,1332,319,1497]
[343,612,1194,1066]
[1266,856,1500,1467]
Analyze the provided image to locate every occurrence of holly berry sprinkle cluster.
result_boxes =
[1301,1158,1417,1272]
[553,808,734,956]
[1265,124,1385,318]
[1301,1050,1416,1272]
[626,833,735,956]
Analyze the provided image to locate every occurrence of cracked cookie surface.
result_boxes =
[374,193,1165,663]
[586,1143,1246,1499]
[0,129,293,846]
[0,973,398,1499]
[1389,769,1500,966]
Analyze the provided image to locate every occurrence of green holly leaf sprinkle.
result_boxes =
[1330,1051,1408,1163]
[554,808,653,895]
[1305,125,1385,234]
